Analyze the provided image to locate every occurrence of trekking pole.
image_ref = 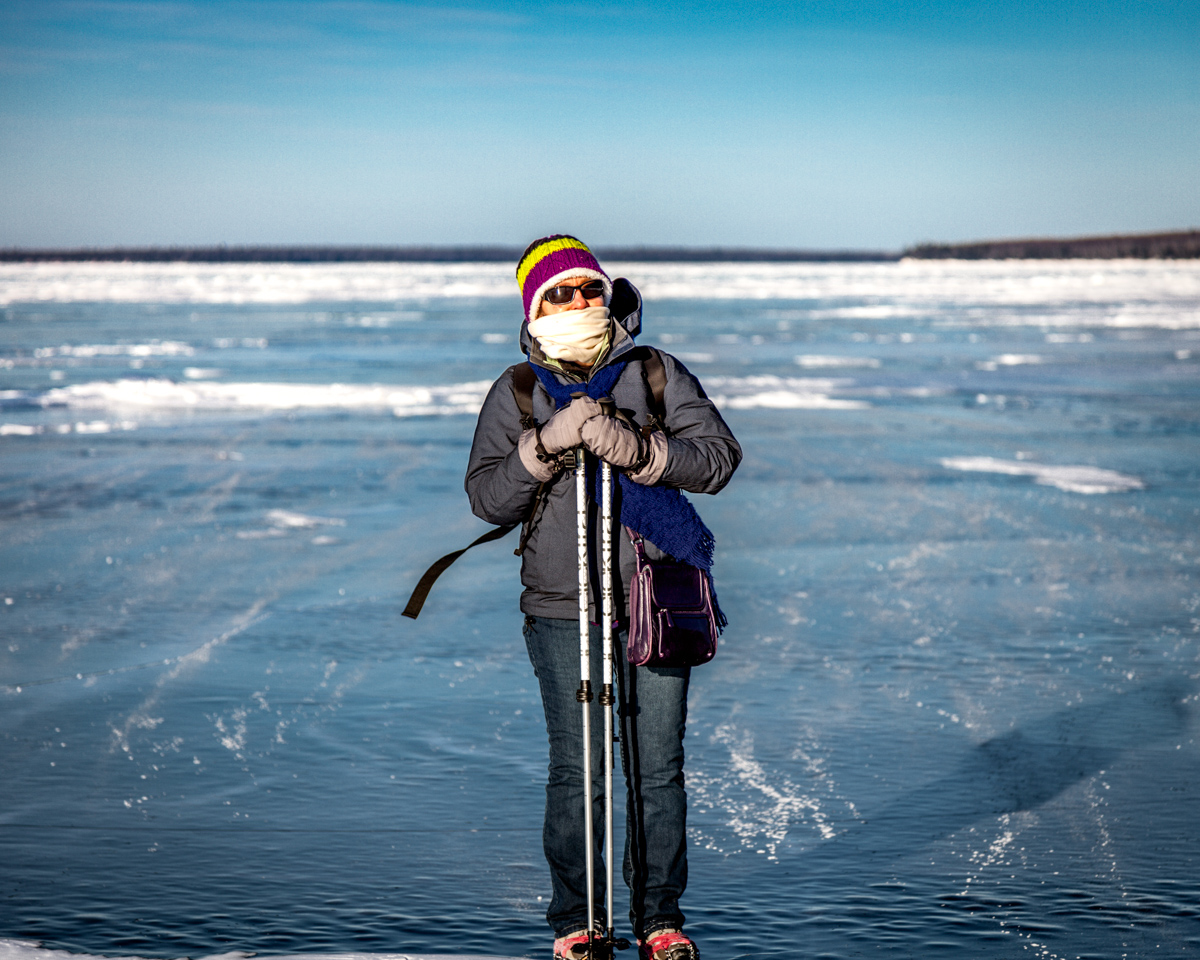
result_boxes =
[577,396,630,960]
[597,400,630,959]
[600,453,616,953]
[574,437,596,951]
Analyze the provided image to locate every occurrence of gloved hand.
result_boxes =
[627,431,669,485]
[538,396,601,454]
[580,413,645,470]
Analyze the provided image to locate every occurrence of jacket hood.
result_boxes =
[519,277,642,361]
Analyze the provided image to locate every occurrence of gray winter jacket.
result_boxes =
[464,278,742,621]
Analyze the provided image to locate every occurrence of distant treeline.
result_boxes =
[904,229,1200,260]
[599,246,894,262]
[0,244,896,264]
[4,231,1198,263]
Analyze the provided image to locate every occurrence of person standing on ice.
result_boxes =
[465,236,741,960]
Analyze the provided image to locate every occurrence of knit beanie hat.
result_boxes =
[516,234,613,323]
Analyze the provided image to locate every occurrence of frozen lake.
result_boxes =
[2,260,1198,959]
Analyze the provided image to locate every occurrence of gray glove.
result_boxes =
[538,396,601,454]
[581,413,645,470]
[627,431,668,485]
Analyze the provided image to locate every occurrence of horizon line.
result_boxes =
[1,229,1198,263]
[0,244,898,264]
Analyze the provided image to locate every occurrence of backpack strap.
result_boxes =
[511,359,560,465]
[642,346,667,421]
[626,345,668,439]
[510,361,538,429]
[507,362,554,555]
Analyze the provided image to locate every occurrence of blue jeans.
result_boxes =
[523,615,690,940]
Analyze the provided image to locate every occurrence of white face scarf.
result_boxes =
[526,306,612,365]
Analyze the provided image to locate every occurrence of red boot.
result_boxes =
[638,929,699,960]
[554,929,597,960]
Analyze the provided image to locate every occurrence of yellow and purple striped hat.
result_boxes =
[516,234,612,323]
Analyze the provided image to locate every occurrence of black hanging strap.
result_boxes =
[402,522,518,619]
[403,363,542,620]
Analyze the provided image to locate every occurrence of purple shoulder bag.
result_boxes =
[626,529,719,668]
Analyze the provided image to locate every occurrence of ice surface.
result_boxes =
[2,260,1199,326]
[2,261,1198,960]
[0,942,521,960]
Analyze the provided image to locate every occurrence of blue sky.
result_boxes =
[2,0,1197,249]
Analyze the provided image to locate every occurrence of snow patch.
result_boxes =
[941,456,1144,494]
[976,353,1044,370]
[794,354,880,368]
[34,379,490,417]
[705,375,868,410]
[0,262,515,304]
[5,261,1200,322]
[266,510,345,529]
[237,510,345,540]
[17,375,872,418]
[33,341,193,358]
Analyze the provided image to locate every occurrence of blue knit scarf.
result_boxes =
[530,360,719,576]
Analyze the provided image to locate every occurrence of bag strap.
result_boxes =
[625,525,647,563]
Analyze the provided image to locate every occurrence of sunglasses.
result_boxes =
[542,279,606,306]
